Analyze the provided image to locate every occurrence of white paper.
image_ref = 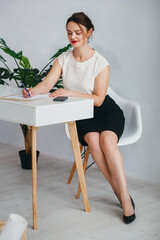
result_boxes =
[0,213,27,240]
[7,93,50,100]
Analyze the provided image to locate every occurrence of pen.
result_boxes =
[22,83,31,97]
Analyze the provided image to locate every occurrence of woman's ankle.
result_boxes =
[120,191,130,203]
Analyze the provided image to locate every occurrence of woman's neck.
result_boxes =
[73,45,95,62]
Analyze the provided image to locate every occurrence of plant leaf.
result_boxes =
[0,38,7,47]
[50,44,72,60]
[0,67,10,79]
[0,67,10,85]
[20,56,31,69]
[0,38,22,60]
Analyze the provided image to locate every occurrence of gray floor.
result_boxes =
[0,142,160,240]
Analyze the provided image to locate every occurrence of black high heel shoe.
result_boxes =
[130,195,135,210]
[123,196,136,224]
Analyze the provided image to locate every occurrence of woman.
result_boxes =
[22,12,136,224]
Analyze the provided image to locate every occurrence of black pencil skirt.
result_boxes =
[76,95,125,146]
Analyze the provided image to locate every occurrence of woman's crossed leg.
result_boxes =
[84,131,134,217]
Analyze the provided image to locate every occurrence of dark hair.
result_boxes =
[66,12,95,33]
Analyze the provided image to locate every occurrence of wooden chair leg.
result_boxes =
[76,146,90,199]
[67,145,83,184]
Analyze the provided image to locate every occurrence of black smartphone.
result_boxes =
[53,96,68,102]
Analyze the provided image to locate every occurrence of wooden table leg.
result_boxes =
[68,121,90,212]
[31,126,38,230]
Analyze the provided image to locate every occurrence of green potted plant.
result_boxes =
[0,38,71,169]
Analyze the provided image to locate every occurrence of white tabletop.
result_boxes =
[0,85,94,127]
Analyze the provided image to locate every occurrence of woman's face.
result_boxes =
[66,21,90,48]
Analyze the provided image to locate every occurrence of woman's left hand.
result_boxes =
[49,88,73,98]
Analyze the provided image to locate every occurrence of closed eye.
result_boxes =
[67,30,82,35]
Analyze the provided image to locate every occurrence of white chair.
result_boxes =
[65,87,142,198]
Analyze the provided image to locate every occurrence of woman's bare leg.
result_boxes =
[84,132,120,196]
[99,130,134,216]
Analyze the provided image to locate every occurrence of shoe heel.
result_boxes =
[130,195,135,210]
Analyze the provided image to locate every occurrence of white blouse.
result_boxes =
[58,50,110,94]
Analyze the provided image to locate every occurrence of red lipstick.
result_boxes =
[72,41,78,44]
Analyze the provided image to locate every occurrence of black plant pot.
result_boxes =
[19,150,40,170]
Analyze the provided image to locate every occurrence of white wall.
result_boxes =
[0,0,160,184]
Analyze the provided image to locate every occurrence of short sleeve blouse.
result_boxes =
[58,50,110,94]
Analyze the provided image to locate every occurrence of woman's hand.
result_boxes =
[49,88,73,98]
[22,88,35,98]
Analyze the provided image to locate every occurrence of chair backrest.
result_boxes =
[65,87,142,146]
[107,87,142,146]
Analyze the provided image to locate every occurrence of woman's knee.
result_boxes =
[84,132,100,151]
[100,131,118,152]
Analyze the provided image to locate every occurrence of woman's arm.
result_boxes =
[50,65,110,107]
[22,58,62,97]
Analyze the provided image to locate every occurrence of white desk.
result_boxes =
[0,85,94,229]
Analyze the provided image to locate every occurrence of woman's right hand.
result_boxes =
[22,88,34,98]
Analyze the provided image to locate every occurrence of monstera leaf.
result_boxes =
[0,38,22,60]
[13,68,40,87]
[0,68,10,85]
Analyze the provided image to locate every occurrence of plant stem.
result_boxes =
[13,58,21,87]
[39,58,55,75]
[14,58,20,68]
[14,78,20,87]
[0,59,12,73]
